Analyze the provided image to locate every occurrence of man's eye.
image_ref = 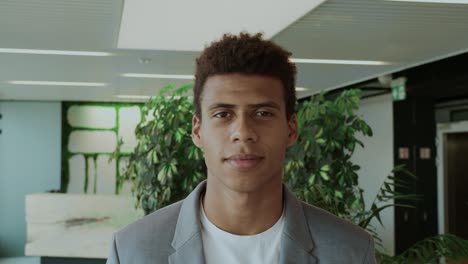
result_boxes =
[256,111,273,117]
[214,112,230,118]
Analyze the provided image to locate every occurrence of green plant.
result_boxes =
[284,90,372,221]
[118,84,468,262]
[118,84,205,214]
[379,234,468,264]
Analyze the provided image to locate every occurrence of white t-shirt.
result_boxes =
[200,203,285,264]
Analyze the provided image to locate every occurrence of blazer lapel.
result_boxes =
[280,187,318,264]
[168,182,318,264]
[168,233,204,264]
[168,181,207,264]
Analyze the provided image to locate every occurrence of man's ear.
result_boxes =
[287,114,298,147]
[191,115,203,149]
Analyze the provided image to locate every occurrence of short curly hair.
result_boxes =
[194,32,297,120]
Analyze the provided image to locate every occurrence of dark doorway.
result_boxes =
[41,257,106,264]
[446,132,468,240]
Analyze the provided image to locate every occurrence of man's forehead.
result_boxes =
[202,91,284,110]
[204,73,282,87]
[202,74,283,96]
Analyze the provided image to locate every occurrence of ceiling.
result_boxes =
[118,0,325,51]
[0,0,468,102]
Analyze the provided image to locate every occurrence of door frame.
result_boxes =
[436,120,468,234]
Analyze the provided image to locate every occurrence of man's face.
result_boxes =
[192,74,298,194]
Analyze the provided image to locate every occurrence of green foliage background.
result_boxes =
[117,84,468,263]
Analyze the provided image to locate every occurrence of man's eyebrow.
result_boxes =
[249,102,281,110]
[207,102,281,111]
[207,103,235,111]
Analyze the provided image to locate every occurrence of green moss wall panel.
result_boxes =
[118,106,140,153]
[67,155,86,194]
[67,106,116,129]
[63,102,142,195]
[68,131,117,153]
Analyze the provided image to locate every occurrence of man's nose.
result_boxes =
[230,115,258,143]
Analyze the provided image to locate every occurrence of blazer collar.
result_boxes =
[169,181,318,264]
[280,187,318,263]
[169,181,206,264]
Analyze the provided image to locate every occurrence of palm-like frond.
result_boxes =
[357,164,420,229]
[379,234,468,264]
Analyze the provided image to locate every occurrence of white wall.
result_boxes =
[351,94,395,255]
[0,101,61,257]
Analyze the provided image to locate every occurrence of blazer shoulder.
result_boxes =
[110,201,184,264]
[117,200,183,239]
[301,201,373,253]
[110,202,182,264]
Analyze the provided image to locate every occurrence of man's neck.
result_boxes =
[202,178,284,236]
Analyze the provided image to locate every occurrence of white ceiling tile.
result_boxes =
[117,0,326,51]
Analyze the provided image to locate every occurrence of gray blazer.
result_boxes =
[106,181,376,263]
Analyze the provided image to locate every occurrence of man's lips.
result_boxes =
[224,154,264,169]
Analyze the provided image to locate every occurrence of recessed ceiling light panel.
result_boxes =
[290,58,391,65]
[0,48,112,56]
[295,87,309,91]
[8,81,108,86]
[118,0,326,51]
[121,73,195,79]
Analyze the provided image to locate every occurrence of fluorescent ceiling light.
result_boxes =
[8,81,107,86]
[122,73,195,79]
[296,87,309,91]
[0,48,112,56]
[290,58,391,65]
[385,0,468,3]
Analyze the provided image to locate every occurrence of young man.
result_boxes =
[107,33,376,264]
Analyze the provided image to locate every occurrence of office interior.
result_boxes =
[1,0,468,263]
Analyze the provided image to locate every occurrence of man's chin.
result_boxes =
[213,174,277,194]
